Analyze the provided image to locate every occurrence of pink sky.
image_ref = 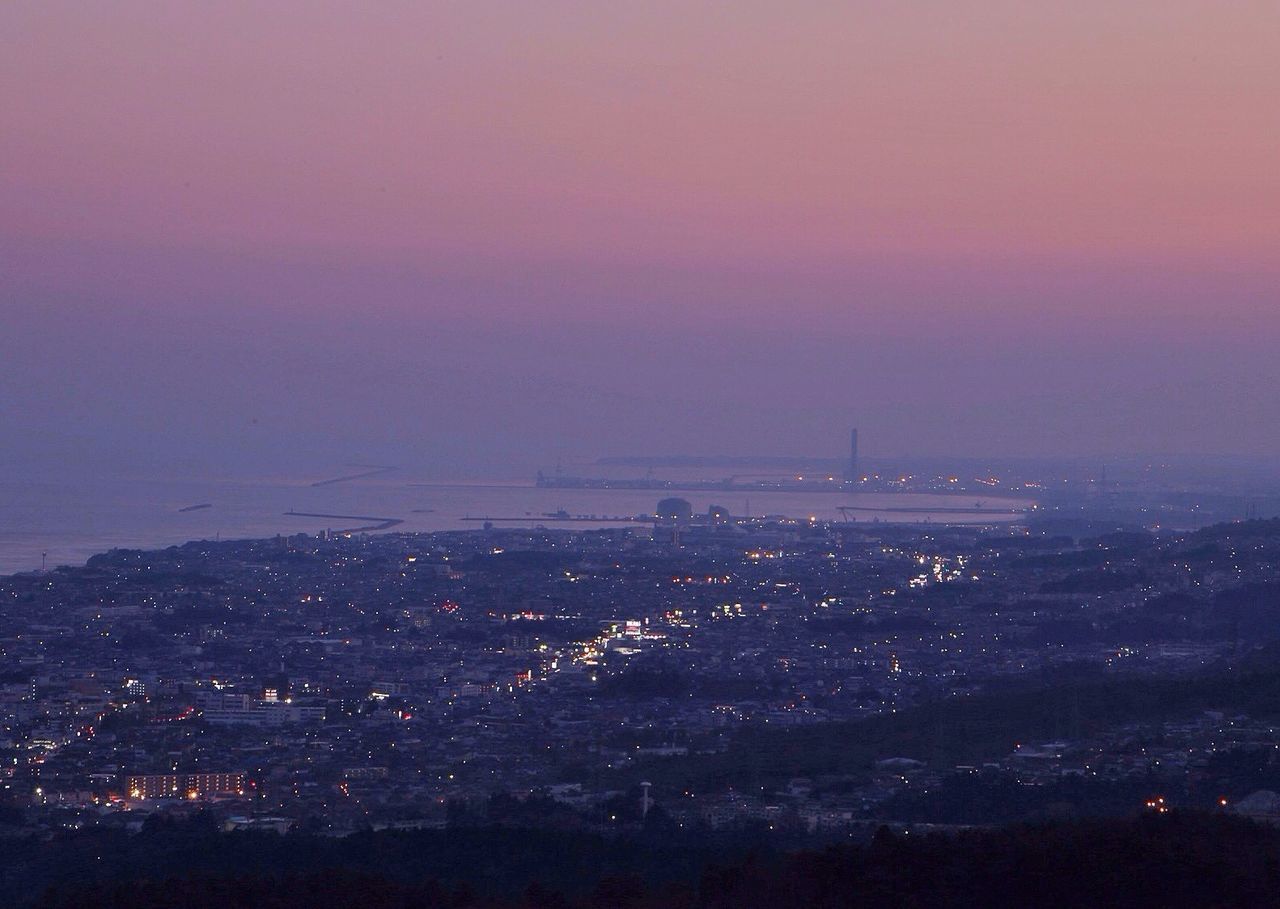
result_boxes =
[7,3,1278,267]
[3,2,1278,472]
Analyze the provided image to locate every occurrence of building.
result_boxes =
[198,691,325,726]
[653,497,693,545]
[124,771,246,800]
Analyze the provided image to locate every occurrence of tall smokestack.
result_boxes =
[847,428,859,482]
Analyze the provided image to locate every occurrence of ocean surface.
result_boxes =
[0,476,1030,576]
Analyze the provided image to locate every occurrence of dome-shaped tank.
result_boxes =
[656,497,693,521]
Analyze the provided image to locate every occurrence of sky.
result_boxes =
[3,2,1278,479]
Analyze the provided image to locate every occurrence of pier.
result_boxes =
[284,511,403,532]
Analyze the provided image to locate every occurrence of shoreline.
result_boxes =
[0,479,1035,577]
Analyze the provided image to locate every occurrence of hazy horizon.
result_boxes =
[5,2,1278,480]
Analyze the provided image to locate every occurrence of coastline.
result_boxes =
[0,477,1033,577]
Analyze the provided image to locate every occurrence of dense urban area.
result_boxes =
[7,480,1280,861]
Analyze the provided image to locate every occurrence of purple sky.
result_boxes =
[3,3,1278,478]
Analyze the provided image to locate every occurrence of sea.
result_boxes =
[0,475,1031,577]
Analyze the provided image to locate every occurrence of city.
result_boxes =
[6,489,1280,848]
[6,1,1279,904]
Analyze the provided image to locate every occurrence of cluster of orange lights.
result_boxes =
[1145,796,1229,812]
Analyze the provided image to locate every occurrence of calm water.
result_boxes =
[0,477,1030,576]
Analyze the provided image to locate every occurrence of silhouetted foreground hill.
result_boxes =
[25,812,1280,908]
